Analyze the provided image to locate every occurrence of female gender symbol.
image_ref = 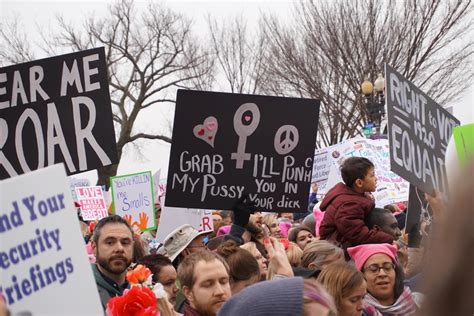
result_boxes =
[231,103,260,169]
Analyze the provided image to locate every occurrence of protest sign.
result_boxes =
[312,138,409,206]
[152,169,167,205]
[69,177,91,201]
[0,47,118,180]
[75,185,108,220]
[152,169,161,204]
[110,171,155,232]
[311,149,331,184]
[156,199,214,243]
[166,90,320,212]
[385,64,460,194]
[0,164,102,315]
[311,138,354,188]
[453,124,474,167]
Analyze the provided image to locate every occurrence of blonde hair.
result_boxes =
[301,240,344,269]
[157,296,177,316]
[240,241,258,254]
[303,278,337,315]
[286,242,303,267]
[317,262,365,312]
[265,242,303,280]
[262,214,278,227]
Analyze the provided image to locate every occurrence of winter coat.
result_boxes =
[319,183,393,249]
[92,264,129,310]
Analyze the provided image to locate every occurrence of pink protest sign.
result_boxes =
[75,186,108,220]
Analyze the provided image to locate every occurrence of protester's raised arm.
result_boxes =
[425,189,446,223]
[226,195,256,245]
[264,237,294,279]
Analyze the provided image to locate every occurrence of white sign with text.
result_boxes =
[110,171,156,232]
[0,164,102,315]
[156,197,213,243]
[75,186,108,221]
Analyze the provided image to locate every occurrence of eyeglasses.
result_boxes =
[363,262,395,274]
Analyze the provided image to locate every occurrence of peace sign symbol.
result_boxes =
[274,125,299,155]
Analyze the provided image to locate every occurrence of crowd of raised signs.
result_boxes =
[2,157,472,316]
[2,42,473,316]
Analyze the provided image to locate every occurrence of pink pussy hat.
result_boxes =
[347,243,398,271]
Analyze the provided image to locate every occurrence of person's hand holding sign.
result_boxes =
[232,195,256,228]
[311,182,319,194]
[264,237,294,278]
[425,189,446,223]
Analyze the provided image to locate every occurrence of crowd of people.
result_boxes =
[1,157,472,316]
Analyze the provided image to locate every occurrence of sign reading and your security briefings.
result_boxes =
[385,65,460,195]
[0,47,118,180]
[165,90,320,212]
[0,164,102,315]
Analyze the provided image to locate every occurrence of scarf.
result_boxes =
[183,303,204,316]
[363,286,419,316]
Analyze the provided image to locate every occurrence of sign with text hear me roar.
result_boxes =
[166,90,320,212]
[0,164,102,315]
[385,65,460,195]
[110,171,156,232]
[0,47,118,180]
[75,186,108,221]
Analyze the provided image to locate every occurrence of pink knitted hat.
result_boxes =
[279,221,292,238]
[347,243,397,271]
[217,225,231,237]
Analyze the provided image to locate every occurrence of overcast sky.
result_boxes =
[1,0,473,184]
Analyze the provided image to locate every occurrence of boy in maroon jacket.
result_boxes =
[319,157,393,249]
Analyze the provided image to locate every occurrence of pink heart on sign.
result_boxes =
[206,121,217,131]
[193,116,218,147]
[244,115,251,122]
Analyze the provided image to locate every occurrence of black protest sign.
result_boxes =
[385,64,460,195]
[165,90,320,212]
[0,47,118,179]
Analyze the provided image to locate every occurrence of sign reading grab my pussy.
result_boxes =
[166,90,320,212]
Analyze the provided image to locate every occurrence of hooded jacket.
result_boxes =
[319,183,393,249]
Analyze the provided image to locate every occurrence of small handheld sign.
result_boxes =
[110,171,156,232]
[75,185,108,220]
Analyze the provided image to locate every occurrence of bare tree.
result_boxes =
[261,0,474,147]
[0,0,213,186]
[205,15,267,94]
